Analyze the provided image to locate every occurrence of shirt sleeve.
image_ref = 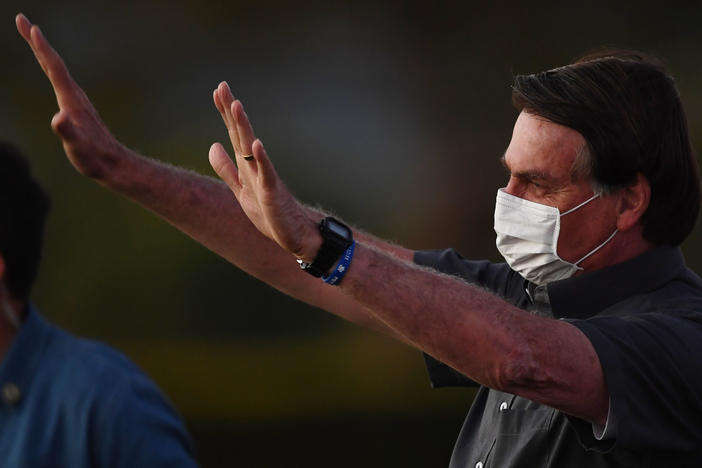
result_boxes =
[566,311,702,454]
[93,370,198,468]
[591,397,617,441]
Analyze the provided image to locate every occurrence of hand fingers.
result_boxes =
[16,14,81,109]
[213,88,225,117]
[252,139,277,190]
[219,83,238,139]
[16,14,49,76]
[213,83,258,170]
[233,100,257,156]
[213,88,235,148]
[213,87,239,150]
[31,26,77,100]
[209,142,241,193]
[214,82,242,154]
[15,13,32,45]
[213,83,234,130]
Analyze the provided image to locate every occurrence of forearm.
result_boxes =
[303,206,414,262]
[99,146,272,271]
[340,243,529,387]
[15,15,408,340]
[339,243,608,423]
[94,147,405,338]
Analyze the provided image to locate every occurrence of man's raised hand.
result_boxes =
[209,83,322,262]
[19,11,321,263]
[16,13,126,180]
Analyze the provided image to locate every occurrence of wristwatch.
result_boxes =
[298,217,353,277]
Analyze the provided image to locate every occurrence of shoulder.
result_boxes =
[571,265,702,375]
[567,292,702,455]
[414,248,525,301]
[34,323,197,467]
[40,324,151,395]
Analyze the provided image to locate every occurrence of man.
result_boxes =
[17,12,702,467]
[0,142,198,467]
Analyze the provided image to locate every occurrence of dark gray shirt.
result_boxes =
[415,246,702,467]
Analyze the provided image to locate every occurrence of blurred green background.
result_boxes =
[1,1,701,466]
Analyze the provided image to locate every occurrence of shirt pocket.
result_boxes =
[486,405,556,468]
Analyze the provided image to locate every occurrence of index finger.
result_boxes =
[16,13,80,107]
[16,14,40,66]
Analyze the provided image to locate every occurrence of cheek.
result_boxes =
[556,201,618,262]
[556,218,590,262]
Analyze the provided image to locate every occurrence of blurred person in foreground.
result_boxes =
[0,143,201,468]
[17,12,702,468]
[0,143,197,467]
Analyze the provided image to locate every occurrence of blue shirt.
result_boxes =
[0,306,198,467]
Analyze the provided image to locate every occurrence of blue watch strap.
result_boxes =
[322,241,355,285]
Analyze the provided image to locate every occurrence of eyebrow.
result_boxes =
[500,155,560,185]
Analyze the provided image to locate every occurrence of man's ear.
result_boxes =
[615,173,651,232]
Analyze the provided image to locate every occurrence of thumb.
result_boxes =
[50,110,78,142]
[209,142,241,192]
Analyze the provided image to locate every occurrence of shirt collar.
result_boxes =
[0,305,53,407]
[545,246,686,320]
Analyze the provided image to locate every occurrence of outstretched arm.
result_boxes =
[206,68,609,427]
[15,13,409,340]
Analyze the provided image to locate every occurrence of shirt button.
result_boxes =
[475,462,484,468]
[2,383,21,405]
[499,401,508,411]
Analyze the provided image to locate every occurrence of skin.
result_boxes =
[502,112,653,270]
[14,13,409,343]
[208,108,649,424]
[16,13,654,427]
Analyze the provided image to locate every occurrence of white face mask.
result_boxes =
[494,188,618,286]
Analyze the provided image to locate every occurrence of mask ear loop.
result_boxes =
[560,193,600,216]
[574,229,619,265]
[558,191,616,267]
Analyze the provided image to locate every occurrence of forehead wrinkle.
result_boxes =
[504,112,589,190]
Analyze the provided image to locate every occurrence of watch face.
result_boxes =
[327,220,351,239]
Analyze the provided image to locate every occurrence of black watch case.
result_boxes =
[299,217,353,277]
